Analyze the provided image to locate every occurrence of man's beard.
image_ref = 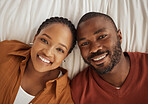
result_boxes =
[83,37,122,75]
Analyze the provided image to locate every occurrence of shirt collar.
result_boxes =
[45,68,69,97]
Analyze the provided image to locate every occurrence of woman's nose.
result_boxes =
[43,46,54,57]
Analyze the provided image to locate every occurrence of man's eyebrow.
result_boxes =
[78,28,106,42]
[42,33,68,50]
[42,33,52,39]
[94,28,106,35]
[79,37,86,42]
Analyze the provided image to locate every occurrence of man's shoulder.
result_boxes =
[126,52,148,59]
[126,51,148,55]
[71,66,91,89]
[126,52,148,67]
[70,67,91,100]
[72,67,90,81]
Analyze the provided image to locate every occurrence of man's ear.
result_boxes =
[117,29,122,43]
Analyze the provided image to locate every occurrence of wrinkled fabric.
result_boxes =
[0,0,147,79]
[71,52,148,104]
[0,40,74,104]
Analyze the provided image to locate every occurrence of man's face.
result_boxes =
[77,17,122,75]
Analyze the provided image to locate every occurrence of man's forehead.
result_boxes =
[79,16,105,26]
[77,16,115,33]
[77,17,106,33]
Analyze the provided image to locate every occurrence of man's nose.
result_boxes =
[89,42,102,54]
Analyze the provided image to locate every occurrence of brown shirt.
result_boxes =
[0,40,74,104]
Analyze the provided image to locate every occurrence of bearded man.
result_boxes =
[71,12,148,104]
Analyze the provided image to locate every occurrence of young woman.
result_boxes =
[0,17,76,104]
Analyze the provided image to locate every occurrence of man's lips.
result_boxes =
[91,53,108,65]
[87,50,109,65]
[91,53,107,62]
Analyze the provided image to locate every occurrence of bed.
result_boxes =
[0,0,147,79]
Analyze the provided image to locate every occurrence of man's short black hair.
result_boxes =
[77,12,117,32]
[37,17,77,54]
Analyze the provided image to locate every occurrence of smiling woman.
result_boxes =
[0,17,76,104]
[31,23,73,73]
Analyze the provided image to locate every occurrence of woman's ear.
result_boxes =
[66,53,70,57]
[29,34,38,47]
[117,29,122,43]
[33,34,38,43]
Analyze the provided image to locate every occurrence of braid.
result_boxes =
[37,17,76,54]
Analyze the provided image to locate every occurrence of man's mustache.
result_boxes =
[87,50,110,61]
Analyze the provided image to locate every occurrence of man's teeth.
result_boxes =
[39,56,50,63]
[93,55,106,61]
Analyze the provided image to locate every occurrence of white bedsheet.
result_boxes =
[0,0,147,79]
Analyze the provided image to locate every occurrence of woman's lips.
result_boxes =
[37,55,53,65]
[39,55,51,63]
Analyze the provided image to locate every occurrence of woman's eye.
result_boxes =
[80,42,89,46]
[57,48,64,53]
[98,34,107,40]
[40,38,48,44]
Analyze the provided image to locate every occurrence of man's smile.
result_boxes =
[91,52,109,65]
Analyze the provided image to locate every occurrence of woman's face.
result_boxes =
[31,23,73,72]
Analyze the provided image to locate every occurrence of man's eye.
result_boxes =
[80,42,89,46]
[57,48,64,53]
[98,35,107,40]
[40,38,48,44]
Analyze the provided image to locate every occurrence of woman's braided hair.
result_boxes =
[36,17,76,54]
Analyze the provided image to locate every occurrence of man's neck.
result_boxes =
[100,53,130,87]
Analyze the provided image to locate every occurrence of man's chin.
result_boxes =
[96,63,104,67]
[83,59,113,75]
[90,63,113,75]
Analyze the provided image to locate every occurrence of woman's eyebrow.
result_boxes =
[42,33,52,39]
[42,33,68,50]
[59,43,68,50]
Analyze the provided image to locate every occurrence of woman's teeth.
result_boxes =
[93,55,106,61]
[39,56,50,63]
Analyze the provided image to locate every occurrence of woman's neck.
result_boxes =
[21,58,60,95]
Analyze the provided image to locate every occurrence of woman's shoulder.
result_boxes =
[0,40,31,61]
[0,40,29,48]
[0,40,30,54]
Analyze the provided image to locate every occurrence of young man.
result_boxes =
[71,12,148,104]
